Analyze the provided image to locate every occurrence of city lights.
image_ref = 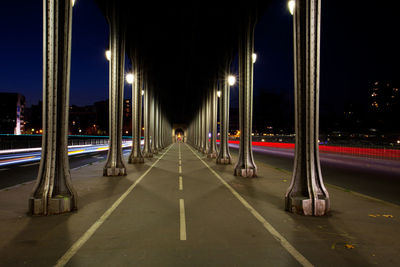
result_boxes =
[105,50,111,61]
[126,73,134,84]
[288,0,295,15]
[228,75,236,86]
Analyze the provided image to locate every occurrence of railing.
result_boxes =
[0,134,133,150]
[227,134,400,160]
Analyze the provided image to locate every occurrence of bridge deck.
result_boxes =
[0,143,399,266]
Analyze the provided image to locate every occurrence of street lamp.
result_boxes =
[288,0,295,15]
[126,73,134,84]
[141,90,144,96]
[228,75,236,86]
[252,53,257,63]
[105,50,111,61]
[217,91,221,98]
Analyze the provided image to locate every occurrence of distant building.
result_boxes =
[368,81,400,132]
[370,81,399,111]
[0,93,25,134]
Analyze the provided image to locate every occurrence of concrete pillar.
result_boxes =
[207,85,218,158]
[129,60,144,163]
[285,0,330,216]
[29,0,77,215]
[142,79,153,158]
[234,16,257,178]
[103,3,127,175]
[217,75,232,164]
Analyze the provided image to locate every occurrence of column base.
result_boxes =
[285,196,329,216]
[207,152,217,158]
[234,167,257,178]
[143,152,153,158]
[103,167,127,176]
[129,157,144,164]
[29,195,76,216]
[216,157,231,164]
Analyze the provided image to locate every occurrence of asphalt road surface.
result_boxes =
[1,145,399,206]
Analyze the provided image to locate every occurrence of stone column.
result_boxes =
[208,85,218,158]
[285,0,330,216]
[29,0,77,215]
[142,79,153,158]
[103,2,127,176]
[234,15,257,177]
[217,74,232,164]
[129,60,144,163]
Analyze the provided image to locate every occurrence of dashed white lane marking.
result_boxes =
[179,159,182,165]
[179,176,183,191]
[178,166,182,174]
[186,144,313,267]
[179,199,187,241]
[54,145,173,267]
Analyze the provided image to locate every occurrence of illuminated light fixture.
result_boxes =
[217,91,221,98]
[228,75,236,86]
[105,50,111,61]
[141,90,144,96]
[126,73,134,84]
[71,0,76,6]
[288,0,295,15]
[252,53,257,63]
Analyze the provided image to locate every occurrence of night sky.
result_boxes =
[1,0,399,117]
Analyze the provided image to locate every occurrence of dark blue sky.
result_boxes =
[1,0,399,114]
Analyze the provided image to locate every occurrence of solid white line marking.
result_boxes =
[54,144,173,267]
[186,144,313,267]
[0,168,10,172]
[179,176,183,191]
[179,199,187,241]
[178,166,182,174]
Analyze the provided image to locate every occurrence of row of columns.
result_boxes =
[29,0,171,215]
[188,0,329,216]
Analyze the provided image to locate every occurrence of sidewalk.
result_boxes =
[0,143,399,266]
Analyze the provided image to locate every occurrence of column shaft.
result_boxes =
[103,2,126,176]
[207,86,218,158]
[217,75,232,164]
[234,16,257,177]
[29,0,77,215]
[129,61,144,163]
[285,0,330,216]
[142,80,153,158]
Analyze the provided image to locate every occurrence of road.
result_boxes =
[229,144,400,205]
[1,143,399,206]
